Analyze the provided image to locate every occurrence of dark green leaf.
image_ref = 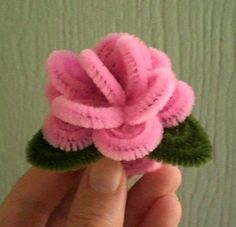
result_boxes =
[26,130,103,172]
[148,115,213,166]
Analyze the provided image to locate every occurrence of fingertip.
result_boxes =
[124,164,182,227]
[153,164,182,192]
[132,163,182,195]
[140,194,182,227]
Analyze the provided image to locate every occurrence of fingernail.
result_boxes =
[89,159,123,193]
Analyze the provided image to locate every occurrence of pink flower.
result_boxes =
[43,33,195,176]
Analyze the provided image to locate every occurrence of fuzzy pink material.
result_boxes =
[43,33,195,175]
[122,158,162,178]
[92,117,163,160]
[43,113,93,151]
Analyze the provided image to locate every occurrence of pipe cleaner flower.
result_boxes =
[26,33,212,176]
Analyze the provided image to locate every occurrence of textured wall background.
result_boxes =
[0,0,235,226]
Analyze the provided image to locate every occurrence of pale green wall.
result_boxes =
[0,1,235,226]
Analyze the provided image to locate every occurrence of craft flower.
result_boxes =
[42,33,195,176]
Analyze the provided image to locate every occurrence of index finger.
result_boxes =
[0,167,83,226]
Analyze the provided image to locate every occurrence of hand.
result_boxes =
[0,159,181,227]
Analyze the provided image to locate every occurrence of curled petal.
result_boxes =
[43,113,93,151]
[125,68,176,125]
[47,50,101,99]
[132,35,152,71]
[116,35,149,100]
[95,33,152,71]
[95,33,120,67]
[149,48,172,69]
[158,81,195,127]
[45,82,107,106]
[122,157,162,177]
[95,33,152,88]
[95,33,126,87]
[79,49,126,106]
[45,83,61,103]
[92,117,163,161]
[52,96,124,129]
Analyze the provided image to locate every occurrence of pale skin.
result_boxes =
[0,159,182,227]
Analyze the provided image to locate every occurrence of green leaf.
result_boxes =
[148,115,213,166]
[26,130,103,172]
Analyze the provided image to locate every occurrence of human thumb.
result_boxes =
[67,158,127,227]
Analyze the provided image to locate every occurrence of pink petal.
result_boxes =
[122,157,162,177]
[79,49,126,106]
[95,33,152,86]
[92,117,163,161]
[149,48,172,69]
[52,96,124,129]
[95,33,150,90]
[43,113,93,151]
[95,33,120,68]
[45,82,108,107]
[116,35,149,101]
[158,80,195,127]
[125,68,176,125]
[45,83,61,103]
[121,34,152,71]
[45,82,107,107]
[47,50,102,100]
[94,33,126,87]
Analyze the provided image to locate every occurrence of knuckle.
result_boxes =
[67,209,113,227]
